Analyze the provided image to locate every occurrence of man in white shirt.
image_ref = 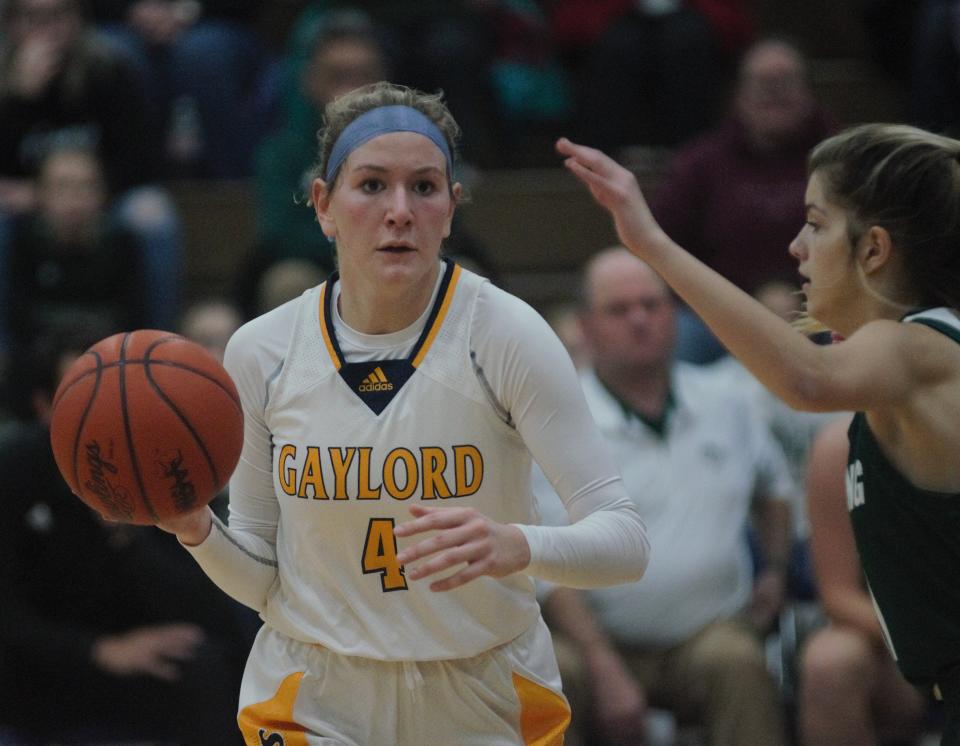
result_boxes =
[538,247,796,746]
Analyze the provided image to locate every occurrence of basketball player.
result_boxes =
[558,125,960,744]
[160,81,650,745]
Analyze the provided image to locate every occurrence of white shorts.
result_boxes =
[237,617,570,745]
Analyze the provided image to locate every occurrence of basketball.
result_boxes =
[49,329,244,525]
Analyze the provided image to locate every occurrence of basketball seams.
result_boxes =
[68,351,103,495]
[144,355,223,489]
[148,335,241,409]
[51,350,99,410]
[146,360,242,411]
[120,333,160,523]
[51,360,242,412]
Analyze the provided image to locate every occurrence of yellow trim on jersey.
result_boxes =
[317,283,341,371]
[413,263,462,368]
[238,672,308,746]
[512,672,571,746]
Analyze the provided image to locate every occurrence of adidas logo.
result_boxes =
[359,366,394,392]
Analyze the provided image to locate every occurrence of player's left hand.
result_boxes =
[394,504,531,592]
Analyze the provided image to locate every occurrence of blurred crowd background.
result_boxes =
[0,0,954,744]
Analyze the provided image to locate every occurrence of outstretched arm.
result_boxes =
[555,138,928,413]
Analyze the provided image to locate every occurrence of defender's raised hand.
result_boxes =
[555,137,671,261]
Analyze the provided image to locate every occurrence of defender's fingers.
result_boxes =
[564,157,605,185]
[555,136,599,160]
[556,137,614,173]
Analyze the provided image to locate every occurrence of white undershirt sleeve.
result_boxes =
[182,311,290,611]
[472,286,650,587]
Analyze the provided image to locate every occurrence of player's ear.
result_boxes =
[442,181,461,239]
[859,225,894,275]
[312,179,336,239]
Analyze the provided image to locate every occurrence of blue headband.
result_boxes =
[324,105,454,182]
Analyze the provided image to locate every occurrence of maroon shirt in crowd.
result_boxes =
[650,109,836,294]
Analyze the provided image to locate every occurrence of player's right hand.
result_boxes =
[156,505,213,546]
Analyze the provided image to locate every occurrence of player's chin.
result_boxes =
[375,251,431,281]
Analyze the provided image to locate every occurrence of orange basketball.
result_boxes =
[50,329,244,525]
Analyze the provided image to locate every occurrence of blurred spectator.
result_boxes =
[566,0,757,152]
[285,2,501,166]
[0,0,184,339]
[283,2,573,167]
[798,416,929,746]
[709,279,845,599]
[650,36,837,362]
[544,301,590,370]
[0,326,252,743]
[0,0,162,201]
[537,248,794,746]
[253,257,327,316]
[251,8,385,282]
[652,36,833,294]
[753,277,802,321]
[89,0,279,179]
[483,0,573,159]
[1,145,148,415]
[179,296,243,362]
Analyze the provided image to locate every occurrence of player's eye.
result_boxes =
[412,180,437,196]
[361,179,385,194]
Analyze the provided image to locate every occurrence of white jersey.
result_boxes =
[187,260,648,661]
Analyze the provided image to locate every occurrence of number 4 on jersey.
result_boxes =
[362,518,408,591]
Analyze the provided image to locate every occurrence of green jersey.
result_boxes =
[848,308,960,686]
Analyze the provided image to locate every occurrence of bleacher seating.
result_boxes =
[170,166,627,313]
[170,0,908,316]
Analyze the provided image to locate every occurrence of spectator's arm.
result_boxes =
[806,415,886,646]
[748,494,792,632]
[543,587,647,743]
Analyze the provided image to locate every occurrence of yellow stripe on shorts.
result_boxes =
[512,672,571,746]
[238,671,308,746]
